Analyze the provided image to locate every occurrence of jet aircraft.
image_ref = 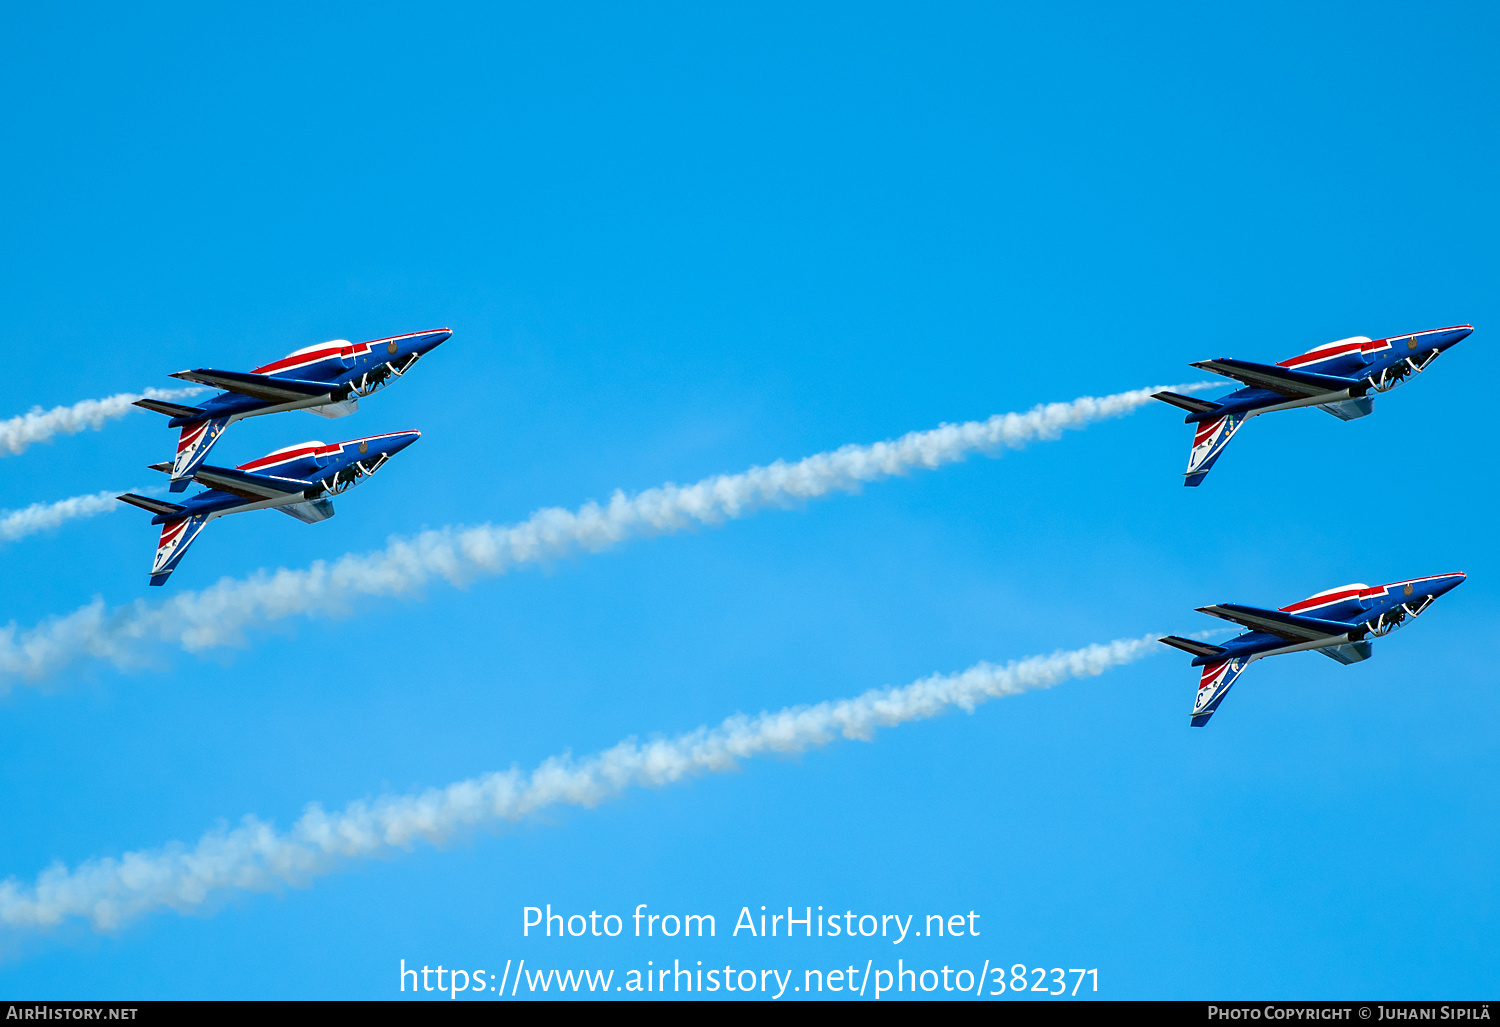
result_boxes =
[117,430,421,586]
[134,329,450,491]
[1153,324,1472,485]
[1160,573,1466,726]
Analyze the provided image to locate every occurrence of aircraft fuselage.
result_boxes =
[1191,574,1467,667]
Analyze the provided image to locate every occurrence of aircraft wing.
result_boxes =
[1190,359,1359,399]
[1195,603,1354,643]
[191,464,314,502]
[169,369,337,404]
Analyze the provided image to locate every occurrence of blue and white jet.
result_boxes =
[1153,324,1473,486]
[117,430,421,586]
[1160,573,1466,726]
[134,329,450,491]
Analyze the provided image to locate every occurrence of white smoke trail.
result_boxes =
[0,388,205,457]
[0,491,128,543]
[0,384,1208,683]
[0,634,1159,934]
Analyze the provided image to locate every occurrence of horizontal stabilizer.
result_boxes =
[169,368,337,404]
[117,493,186,518]
[133,398,206,419]
[1191,358,1359,400]
[1152,391,1221,415]
[1159,635,1228,659]
[148,462,173,474]
[1196,602,1354,643]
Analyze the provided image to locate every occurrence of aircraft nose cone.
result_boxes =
[1422,572,1470,596]
[389,430,421,452]
[1429,572,1466,597]
[1436,325,1474,350]
[414,329,452,354]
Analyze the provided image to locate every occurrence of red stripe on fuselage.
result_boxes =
[1278,343,1365,368]
[1278,326,1471,368]
[237,445,333,471]
[251,344,358,376]
[1281,588,1364,613]
[1283,573,1463,612]
[237,431,415,470]
[340,430,419,445]
[250,329,443,375]
[1366,573,1465,596]
[1360,326,1468,354]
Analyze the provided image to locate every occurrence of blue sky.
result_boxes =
[0,1,1495,999]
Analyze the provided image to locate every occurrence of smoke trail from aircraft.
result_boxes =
[0,388,205,458]
[0,491,126,543]
[0,634,1158,933]
[0,383,1208,682]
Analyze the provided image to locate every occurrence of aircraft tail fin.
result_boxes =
[1152,391,1221,416]
[149,513,212,586]
[1159,635,1227,659]
[1191,658,1248,727]
[1183,414,1245,487]
[170,416,230,492]
[117,494,210,585]
[133,398,206,419]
